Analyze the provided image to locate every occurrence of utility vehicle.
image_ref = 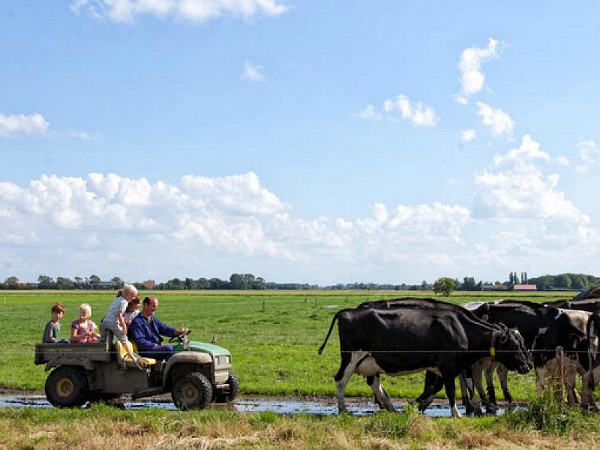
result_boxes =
[34,332,239,410]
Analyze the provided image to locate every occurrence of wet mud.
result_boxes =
[0,392,507,417]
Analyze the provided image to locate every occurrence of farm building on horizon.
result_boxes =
[513,284,537,291]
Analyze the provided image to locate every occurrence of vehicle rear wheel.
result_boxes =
[45,366,90,408]
[215,372,240,403]
[172,372,213,410]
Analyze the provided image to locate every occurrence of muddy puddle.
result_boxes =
[0,393,508,417]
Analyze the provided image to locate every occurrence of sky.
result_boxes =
[1,1,600,286]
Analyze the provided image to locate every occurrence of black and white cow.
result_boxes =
[463,300,587,409]
[354,297,484,413]
[318,303,532,417]
[543,299,600,407]
[355,297,487,413]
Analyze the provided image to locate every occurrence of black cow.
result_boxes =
[575,287,600,300]
[318,304,532,417]
[463,300,587,408]
[546,298,600,313]
[353,297,482,412]
[355,297,487,413]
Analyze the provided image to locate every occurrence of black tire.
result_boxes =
[172,372,213,410]
[215,372,240,403]
[45,366,90,408]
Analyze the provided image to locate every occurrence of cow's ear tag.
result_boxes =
[490,347,496,357]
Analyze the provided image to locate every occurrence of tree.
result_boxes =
[3,276,20,289]
[196,278,209,289]
[38,275,55,289]
[185,278,196,290]
[252,277,266,290]
[74,277,84,289]
[462,277,476,291]
[230,273,256,290]
[112,277,124,289]
[433,277,456,296]
[56,277,74,290]
[557,274,572,289]
[89,275,101,288]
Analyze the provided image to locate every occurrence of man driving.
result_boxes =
[129,296,189,361]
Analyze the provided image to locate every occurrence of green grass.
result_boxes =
[0,289,578,399]
[1,402,600,449]
[3,290,600,447]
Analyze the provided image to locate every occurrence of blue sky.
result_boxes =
[1,1,600,285]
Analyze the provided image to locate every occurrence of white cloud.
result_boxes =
[575,139,600,173]
[0,112,92,139]
[2,168,599,285]
[455,38,505,104]
[459,129,476,143]
[359,105,381,121]
[0,171,475,282]
[554,155,570,166]
[477,102,514,139]
[474,135,587,224]
[493,134,548,167]
[70,0,290,23]
[361,94,438,127]
[0,113,48,138]
[242,61,265,82]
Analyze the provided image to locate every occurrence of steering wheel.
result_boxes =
[168,329,192,343]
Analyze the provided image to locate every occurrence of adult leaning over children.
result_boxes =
[100,283,139,362]
[129,296,189,361]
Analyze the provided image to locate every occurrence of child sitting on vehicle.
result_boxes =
[70,303,100,344]
[42,302,69,343]
[100,284,139,362]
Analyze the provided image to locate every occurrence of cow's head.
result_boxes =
[492,326,533,374]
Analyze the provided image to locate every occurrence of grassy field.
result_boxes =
[0,289,577,397]
[3,289,600,449]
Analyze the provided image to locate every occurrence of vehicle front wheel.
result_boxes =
[45,366,90,408]
[214,372,240,403]
[172,372,213,410]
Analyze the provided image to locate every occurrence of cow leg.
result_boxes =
[417,372,444,411]
[458,372,472,413]
[581,365,600,411]
[563,358,580,405]
[484,364,496,406]
[496,364,513,405]
[334,351,367,414]
[442,373,461,418]
[367,374,395,412]
[459,370,482,416]
[367,375,385,409]
[469,361,489,411]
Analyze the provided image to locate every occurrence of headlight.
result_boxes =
[216,355,231,366]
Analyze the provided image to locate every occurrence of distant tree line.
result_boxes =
[527,273,600,291]
[1,272,598,292]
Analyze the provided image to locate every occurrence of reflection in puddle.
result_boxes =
[0,394,506,417]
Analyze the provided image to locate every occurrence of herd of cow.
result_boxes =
[318,292,600,417]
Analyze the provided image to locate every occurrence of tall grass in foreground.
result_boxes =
[1,402,600,449]
[502,389,600,436]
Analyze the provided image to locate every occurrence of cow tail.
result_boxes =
[318,310,342,355]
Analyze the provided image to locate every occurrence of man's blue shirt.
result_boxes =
[130,314,177,352]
